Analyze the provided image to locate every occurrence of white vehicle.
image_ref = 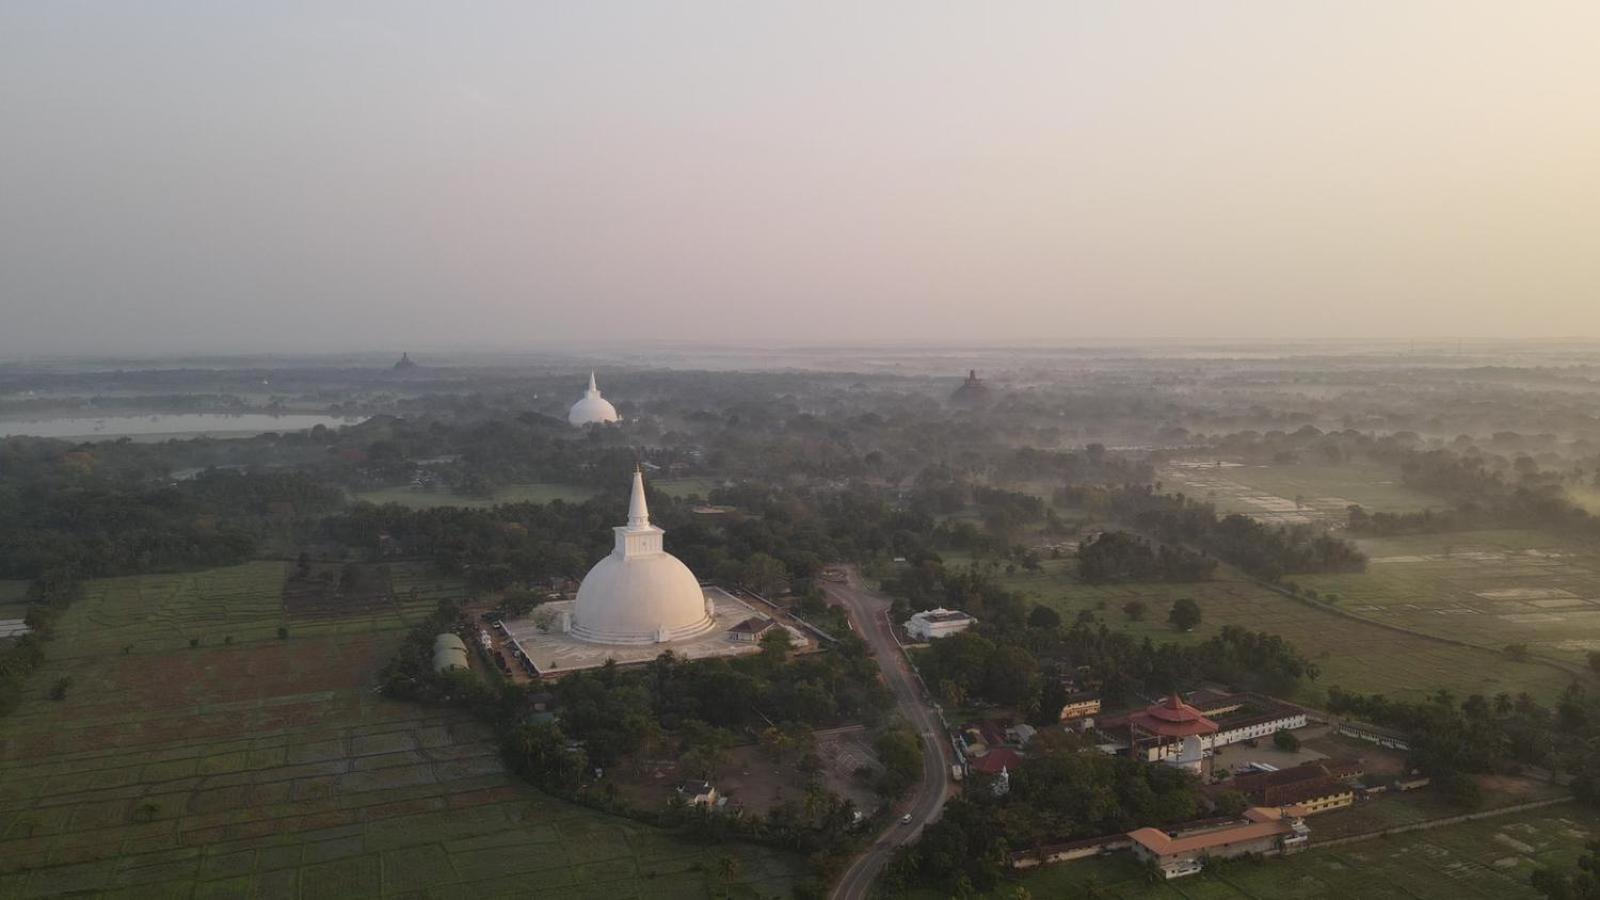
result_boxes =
[900,814,913,824]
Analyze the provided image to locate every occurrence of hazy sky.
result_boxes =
[4,2,1600,356]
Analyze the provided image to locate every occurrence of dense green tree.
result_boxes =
[1168,597,1202,632]
[1027,605,1061,630]
[874,726,924,798]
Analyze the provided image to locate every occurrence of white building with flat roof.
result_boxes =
[904,607,976,641]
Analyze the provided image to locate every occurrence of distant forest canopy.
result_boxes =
[18,413,1600,595]
[10,354,1600,593]
[1345,445,1600,537]
[13,355,1600,453]
[0,437,340,579]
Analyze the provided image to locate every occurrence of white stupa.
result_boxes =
[568,372,620,426]
[569,469,716,644]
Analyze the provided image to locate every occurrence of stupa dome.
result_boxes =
[571,470,715,644]
[568,372,620,426]
[950,369,993,404]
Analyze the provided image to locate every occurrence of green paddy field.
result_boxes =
[0,562,802,898]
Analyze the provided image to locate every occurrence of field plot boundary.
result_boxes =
[0,564,806,898]
[1262,574,1590,682]
[1313,796,1573,851]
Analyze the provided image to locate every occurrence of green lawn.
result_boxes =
[1295,529,1600,666]
[987,556,1575,703]
[0,564,805,898]
[50,561,461,656]
[902,802,1598,899]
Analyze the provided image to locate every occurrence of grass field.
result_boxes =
[991,557,1575,703]
[983,802,1600,899]
[0,564,804,898]
[51,562,459,656]
[1294,529,1600,667]
[1159,460,1442,525]
[355,478,721,510]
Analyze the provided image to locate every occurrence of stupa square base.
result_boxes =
[504,587,800,675]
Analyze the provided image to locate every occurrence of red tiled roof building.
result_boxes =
[1128,694,1220,770]
[1130,694,1220,738]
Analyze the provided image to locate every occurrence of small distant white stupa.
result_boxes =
[568,372,620,426]
[569,469,716,644]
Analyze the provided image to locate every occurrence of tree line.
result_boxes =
[1075,530,1217,583]
[1059,483,1366,580]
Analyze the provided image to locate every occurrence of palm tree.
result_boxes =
[1493,692,1515,716]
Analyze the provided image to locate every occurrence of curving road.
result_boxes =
[825,570,952,900]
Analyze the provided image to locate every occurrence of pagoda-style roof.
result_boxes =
[1128,694,1220,738]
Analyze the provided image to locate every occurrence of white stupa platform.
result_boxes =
[504,586,804,675]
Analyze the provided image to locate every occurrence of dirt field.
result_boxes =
[611,726,880,818]
[815,727,882,809]
[0,565,805,898]
[1300,731,1409,778]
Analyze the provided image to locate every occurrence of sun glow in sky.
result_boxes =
[3,1,1600,354]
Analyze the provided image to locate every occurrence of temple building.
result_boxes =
[568,372,620,426]
[1127,694,1219,773]
[949,369,993,404]
[499,471,808,673]
[904,607,977,641]
[1107,692,1309,770]
[569,469,716,644]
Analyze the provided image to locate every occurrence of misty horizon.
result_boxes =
[5,2,1600,356]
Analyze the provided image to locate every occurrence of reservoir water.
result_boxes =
[0,413,366,440]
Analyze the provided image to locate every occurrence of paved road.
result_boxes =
[825,571,952,900]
